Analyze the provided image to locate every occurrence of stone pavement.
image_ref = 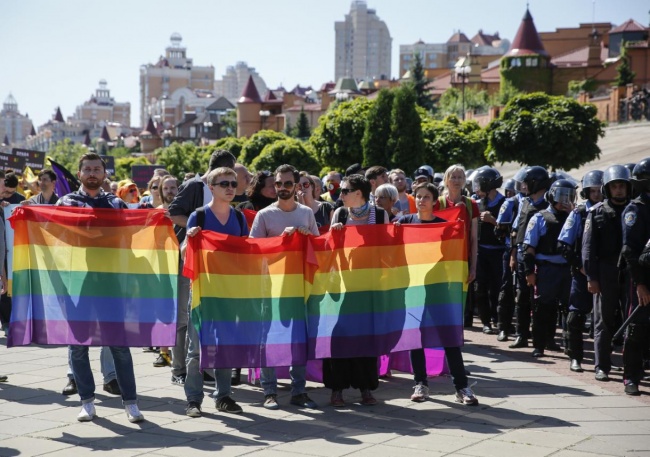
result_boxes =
[0,321,649,457]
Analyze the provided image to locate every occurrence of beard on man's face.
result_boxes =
[82,177,102,190]
[163,193,176,204]
[277,188,295,201]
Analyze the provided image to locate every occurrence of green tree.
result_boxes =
[388,85,424,172]
[221,110,237,137]
[494,82,522,106]
[362,89,394,167]
[296,109,311,139]
[154,142,210,180]
[408,53,433,111]
[250,138,321,173]
[48,139,89,172]
[115,156,151,181]
[309,97,373,171]
[567,78,597,97]
[436,87,491,119]
[238,130,287,165]
[212,136,247,162]
[486,92,605,170]
[421,115,488,171]
[614,43,636,87]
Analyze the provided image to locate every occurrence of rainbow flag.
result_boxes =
[306,219,467,359]
[8,207,179,347]
[183,232,307,369]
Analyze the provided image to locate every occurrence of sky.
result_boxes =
[2,0,648,128]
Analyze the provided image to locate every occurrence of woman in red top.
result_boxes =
[435,164,479,284]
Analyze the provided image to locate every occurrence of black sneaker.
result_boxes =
[171,374,186,386]
[103,379,121,395]
[625,382,640,396]
[203,371,215,386]
[215,396,243,414]
[186,401,202,417]
[153,353,171,367]
[62,378,78,396]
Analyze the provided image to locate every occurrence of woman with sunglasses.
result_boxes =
[184,167,249,416]
[117,182,143,209]
[297,171,333,229]
[236,170,277,211]
[327,174,389,407]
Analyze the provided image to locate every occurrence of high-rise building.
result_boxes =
[214,61,268,105]
[0,94,34,147]
[139,33,214,127]
[335,1,392,81]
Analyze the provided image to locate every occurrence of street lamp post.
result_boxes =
[454,55,471,121]
[335,92,349,103]
[203,121,213,140]
[163,129,172,147]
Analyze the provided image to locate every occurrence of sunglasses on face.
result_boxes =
[151,185,159,190]
[299,181,310,188]
[129,188,137,194]
[274,180,295,189]
[212,180,238,189]
[340,188,357,195]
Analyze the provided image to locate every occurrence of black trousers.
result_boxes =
[323,357,378,391]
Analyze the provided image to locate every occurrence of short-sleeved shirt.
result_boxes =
[249,203,319,238]
[187,205,249,237]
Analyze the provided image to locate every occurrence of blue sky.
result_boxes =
[2,0,647,127]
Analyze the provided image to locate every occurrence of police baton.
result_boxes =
[612,305,643,342]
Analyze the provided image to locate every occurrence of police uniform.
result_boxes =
[620,193,650,389]
[582,200,627,376]
[494,194,520,338]
[511,194,549,345]
[523,206,571,355]
[558,201,595,367]
[475,191,507,332]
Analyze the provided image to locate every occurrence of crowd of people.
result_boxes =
[1,149,649,425]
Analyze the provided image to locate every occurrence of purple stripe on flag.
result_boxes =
[200,342,307,369]
[8,319,176,347]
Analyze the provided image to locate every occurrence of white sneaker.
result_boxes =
[77,402,96,422]
[125,404,144,423]
[410,382,430,402]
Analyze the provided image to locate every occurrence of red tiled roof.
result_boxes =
[610,19,647,34]
[100,126,111,142]
[426,72,453,95]
[551,45,609,67]
[54,107,64,122]
[480,65,501,83]
[508,8,547,57]
[264,90,277,101]
[140,117,159,137]
[238,75,261,104]
[320,82,336,92]
[471,30,500,46]
[447,32,470,44]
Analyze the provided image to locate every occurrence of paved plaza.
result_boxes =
[0,323,648,457]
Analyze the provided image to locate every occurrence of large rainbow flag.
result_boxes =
[306,218,466,359]
[8,207,179,347]
[183,232,307,369]
[185,206,466,369]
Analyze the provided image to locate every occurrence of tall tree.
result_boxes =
[486,92,605,170]
[250,138,321,174]
[421,116,488,171]
[238,130,287,166]
[309,97,373,171]
[154,142,210,180]
[614,42,636,87]
[362,89,394,167]
[388,86,424,172]
[408,53,433,111]
[296,109,311,139]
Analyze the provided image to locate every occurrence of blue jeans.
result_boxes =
[67,346,116,384]
[171,263,189,377]
[70,345,137,404]
[260,365,306,397]
[184,290,233,404]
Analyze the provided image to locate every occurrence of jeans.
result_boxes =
[171,267,190,377]
[70,345,137,404]
[260,365,306,397]
[67,346,116,384]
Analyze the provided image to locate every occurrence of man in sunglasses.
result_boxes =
[249,164,319,410]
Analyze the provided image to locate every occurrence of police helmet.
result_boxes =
[433,172,444,185]
[472,167,503,193]
[602,165,631,199]
[624,163,636,176]
[579,170,604,199]
[631,158,650,193]
[516,166,550,195]
[414,166,433,183]
[418,165,434,177]
[546,179,577,205]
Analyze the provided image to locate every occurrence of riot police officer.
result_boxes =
[620,158,650,395]
[523,179,576,357]
[583,165,631,382]
[558,170,604,372]
[472,167,507,334]
[509,166,551,349]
